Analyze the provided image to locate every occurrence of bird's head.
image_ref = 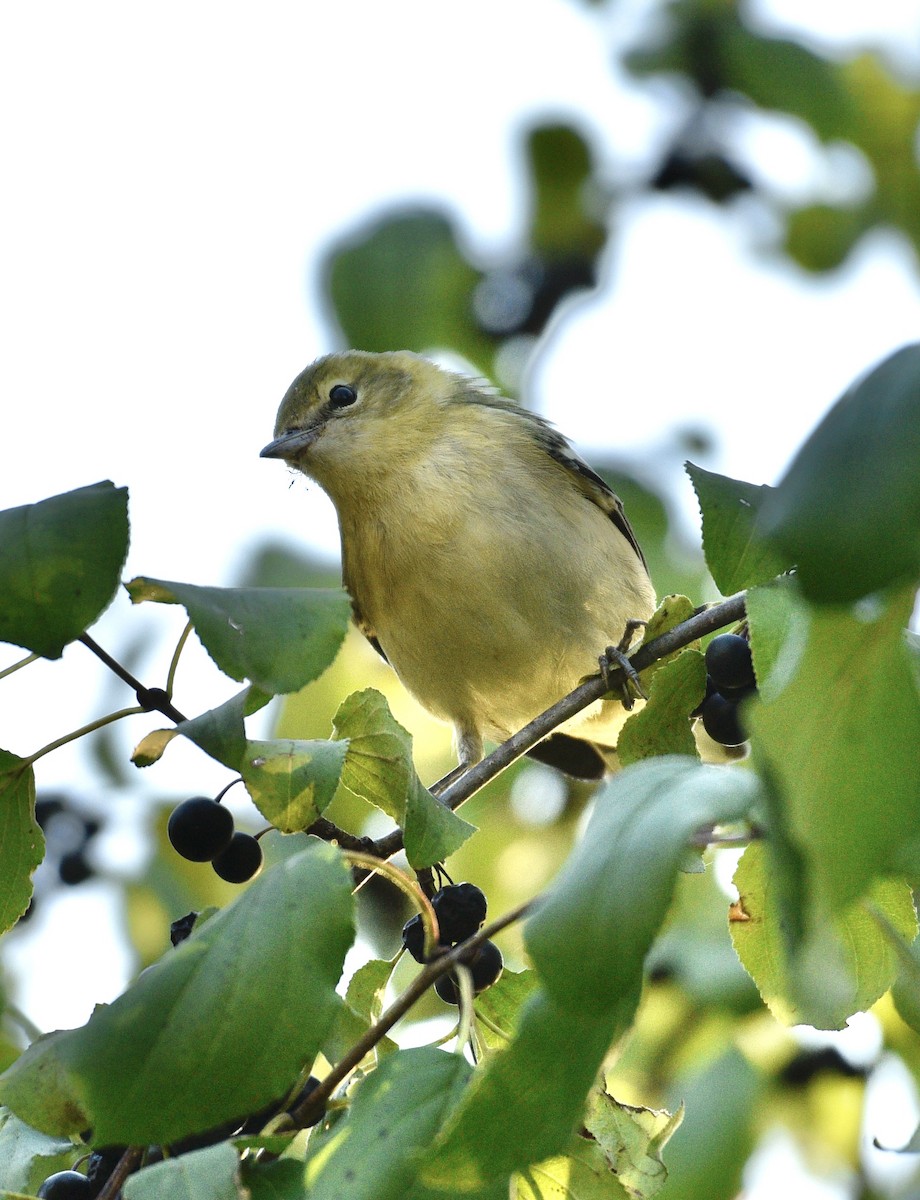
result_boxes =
[260,350,457,498]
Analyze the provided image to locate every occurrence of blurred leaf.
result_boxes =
[127,578,351,694]
[747,582,920,911]
[883,926,920,1036]
[655,1048,762,1200]
[784,204,866,273]
[300,1047,470,1200]
[0,1108,76,1194]
[242,738,348,832]
[527,125,606,261]
[0,753,42,935]
[0,842,354,1145]
[332,689,475,868]
[760,343,920,602]
[686,463,789,594]
[323,210,495,377]
[619,650,705,766]
[123,1142,244,1199]
[0,481,128,659]
[731,842,917,1028]
[584,1091,683,1199]
[526,757,761,1017]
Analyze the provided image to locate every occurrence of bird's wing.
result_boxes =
[349,596,389,662]
[535,423,649,571]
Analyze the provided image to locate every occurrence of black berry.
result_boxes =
[705,634,755,693]
[170,911,199,946]
[700,692,746,746]
[435,940,504,1005]
[402,913,427,962]
[167,797,234,862]
[212,832,263,883]
[36,1172,93,1200]
[432,883,487,945]
[137,686,171,712]
[59,850,93,886]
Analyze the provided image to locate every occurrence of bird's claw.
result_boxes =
[599,620,648,708]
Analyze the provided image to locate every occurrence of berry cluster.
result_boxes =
[17,794,106,928]
[167,795,263,883]
[696,633,757,747]
[402,883,503,1005]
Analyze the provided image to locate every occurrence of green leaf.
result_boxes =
[423,990,617,1190]
[760,343,920,602]
[299,1047,470,1200]
[0,1108,76,1194]
[332,690,475,868]
[474,968,539,1049]
[584,1092,682,1200]
[126,578,351,694]
[747,581,920,911]
[123,1142,243,1199]
[731,842,918,1029]
[0,481,129,658]
[515,1138,630,1199]
[686,463,790,594]
[323,210,495,380]
[891,932,920,1035]
[526,757,761,1017]
[653,1048,762,1200]
[0,752,42,935]
[618,650,705,765]
[242,739,348,832]
[0,842,355,1145]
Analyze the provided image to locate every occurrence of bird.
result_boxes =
[261,350,656,782]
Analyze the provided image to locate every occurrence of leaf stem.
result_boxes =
[0,651,40,681]
[166,620,194,696]
[26,706,146,765]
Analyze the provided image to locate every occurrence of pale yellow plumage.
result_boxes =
[261,350,656,777]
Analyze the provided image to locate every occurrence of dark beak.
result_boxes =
[259,427,319,459]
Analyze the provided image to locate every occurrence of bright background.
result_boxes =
[1,2,919,1194]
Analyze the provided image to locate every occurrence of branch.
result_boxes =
[286,898,534,1131]
[371,591,747,862]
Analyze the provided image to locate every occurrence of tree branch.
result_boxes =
[370,591,747,862]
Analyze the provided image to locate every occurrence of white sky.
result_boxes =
[1,2,920,1122]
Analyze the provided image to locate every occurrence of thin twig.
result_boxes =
[371,592,747,862]
[95,1145,144,1200]
[80,633,188,723]
[285,898,534,1131]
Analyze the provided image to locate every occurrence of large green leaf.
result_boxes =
[123,1142,243,1199]
[0,842,354,1145]
[686,463,789,594]
[423,759,760,1190]
[0,481,129,658]
[526,757,761,1016]
[422,990,618,1191]
[747,581,920,912]
[760,343,920,602]
[332,689,475,867]
[515,1138,630,1199]
[126,578,351,694]
[246,1048,470,1200]
[0,753,42,935]
[731,842,918,1028]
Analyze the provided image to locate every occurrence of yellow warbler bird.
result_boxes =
[261,350,656,780]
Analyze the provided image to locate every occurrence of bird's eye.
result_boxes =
[329,384,358,409]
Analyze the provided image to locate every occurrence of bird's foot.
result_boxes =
[599,619,648,708]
